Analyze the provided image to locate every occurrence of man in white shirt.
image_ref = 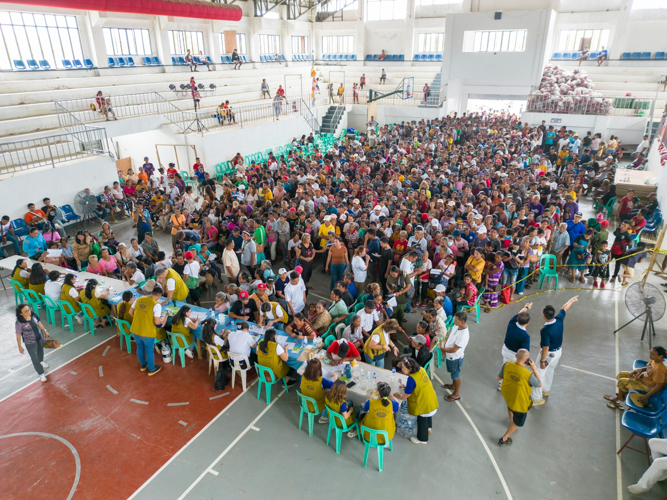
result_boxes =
[124,262,145,286]
[440,311,469,402]
[184,251,201,306]
[634,134,650,157]
[222,239,240,282]
[557,134,570,152]
[407,227,428,255]
[284,271,307,315]
[357,300,380,339]
[44,271,64,302]
[227,322,257,366]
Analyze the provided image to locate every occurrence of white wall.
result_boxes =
[376,105,439,125]
[0,155,118,220]
[645,136,667,213]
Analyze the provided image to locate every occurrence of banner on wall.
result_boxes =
[402,77,414,100]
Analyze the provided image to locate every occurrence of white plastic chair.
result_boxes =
[207,344,227,376]
[228,352,254,391]
[335,323,346,339]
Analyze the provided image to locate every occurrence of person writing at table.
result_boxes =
[360,382,398,445]
[117,290,135,324]
[155,267,189,304]
[363,318,400,368]
[227,321,257,367]
[171,305,201,359]
[28,262,48,296]
[286,312,317,340]
[326,379,358,438]
[228,290,259,323]
[80,279,112,329]
[393,356,439,445]
[300,358,336,424]
[258,301,288,331]
[130,284,167,376]
[12,258,31,288]
[256,328,298,386]
[326,338,362,366]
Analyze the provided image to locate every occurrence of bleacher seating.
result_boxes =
[13,60,27,70]
[656,52,666,60]
[641,52,651,60]
[84,58,97,68]
[631,52,641,60]
[363,54,406,61]
[73,59,84,69]
[621,52,631,60]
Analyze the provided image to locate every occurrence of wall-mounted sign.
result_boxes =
[550,118,562,124]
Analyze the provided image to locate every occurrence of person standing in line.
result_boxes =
[273,92,282,121]
[497,349,542,446]
[440,311,469,402]
[498,303,532,391]
[531,296,578,405]
[15,304,52,382]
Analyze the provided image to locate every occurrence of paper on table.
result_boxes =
[47,249,63,258]
[189,311,208,321]
[387,297,397,308]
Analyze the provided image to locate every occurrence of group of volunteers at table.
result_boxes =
[10,110,639,449]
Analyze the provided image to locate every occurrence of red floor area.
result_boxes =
[0,336,248,500]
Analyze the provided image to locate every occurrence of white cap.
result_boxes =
[373,205,382,211]
[434,284,447,293]
[278,268,287,275]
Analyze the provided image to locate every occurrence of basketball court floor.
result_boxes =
[1,200,666,500]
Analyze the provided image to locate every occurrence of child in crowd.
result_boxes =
[591,241,611,289]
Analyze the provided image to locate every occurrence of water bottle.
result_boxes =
[208,308,213,318]
[373,372,377,383]
[367,372,372,387]
[391,367,396,382]
[345,364,352,379]
[360,368,364,380]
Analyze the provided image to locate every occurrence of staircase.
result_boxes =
[320,105,345,134]
[420,72,442,108]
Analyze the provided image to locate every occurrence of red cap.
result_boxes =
[295,265,303,274]
[257,283,266,290]
[239,290,249,299]
[184,251,194,259]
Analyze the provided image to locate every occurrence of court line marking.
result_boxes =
[0,432,81,500]
[0,336,115,406]
[615,286,622,500]
[0,332,90,383]
[177,388,287,500]
[102,346,110,357]
[207,469,219,476]
[106,385,118,395]
[131,399,149,405]
[250,425,260,432]
[127,378,258,500]
[179,421,188,426]
[70,371,77,375]
[433,372,513,500]
[168,402,189,406]
[209,392,230,400]
[561,365,615,382]
[99,366,104,377]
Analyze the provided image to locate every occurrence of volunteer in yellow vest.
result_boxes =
[79,279,111,329]
[155,267,189,303]
[326,379,358,438]
[59,273,85,325]
[258,301,288,331]
[299,358,335,422]
[361,382,398,445]
[28,262,48,296]
[363,318,400,368]
[497,348,542,446]
[12,258,30,288]
[256,328,297,385]
[170,305,201,360]
[117,290,135,324]
[130,285,167,376]
[394,357,439,445]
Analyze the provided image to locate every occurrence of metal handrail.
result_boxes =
[526,93,654,117]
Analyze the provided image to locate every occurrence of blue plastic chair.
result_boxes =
[326,407,361,453]
[27,59,39,70]
[8,279,26,306]
[365,54,372,61]
[552,53,562,60]
[625,388,667,417]
[255,363,289,404]
[656,52,666,60]
[14,60,27,70]
[108,57,117,67]
[571,51,582,60]
[23,289,44,311]
[621,52,631,60]
[167,331,189,367]
[373,54,379,61]
[126,56,136,66]
[60,204,81,225]
[84,58,95,68]
[633,359,648,370]
[151,56,161,66]
[62,59,73,69]
[73,59,83,69]
[296,391,321,436]
[588,51,599,60]
[361,426,392,471]
[641,52,651,60]
[618,409,667,465]
[352,54,358,60]
[433,54,440,61]
[427,54,435,61]
[280,55,286,62]
[241,55,248,63]
[142,56,151,65]
[56,300,78,333]
[116,319,133,353]
[39,60,51,69]
[10,218,29,238]
[631,52,641,60]
[41,294,60,325]
[117,57,127,67]
[561,52,572,60]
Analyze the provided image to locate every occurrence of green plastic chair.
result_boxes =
[23,289,44,311]
[8,279,25,307]
[56,300,78,333]
[179,171,191,181]
[255,363,289,404]
[425,353,434,379]
[167,331,189,367]
[361,426,392,471]
[323,322,337,339]
[324,335,335,348]
[353,302,365,313]
[633,228,644,246]
[465,287,485,323]
[116,319,133,353]
[435,317,456,368]
[326,407,361,453]
[538,254,559,290]
[296,391,321,436]
[214,163,223,181]
[41,294,59,326]
[79,302,112,335]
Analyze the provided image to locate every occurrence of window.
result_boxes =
[322,36,354,54]
[103,28,151,56]
[322,0,359,12]
[417,33,444,53]
[168,30,204,56]
[632,0,667,9]
[416,0,461,5]
[462,29,527,53]
[367,0,407,21]
[557,29,610,52]
[291,36,307,54]
[259,34,280,55]
[219,33,247,54]
[0,10,84,70]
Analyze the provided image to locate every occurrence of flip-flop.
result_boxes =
[603,394,617,402]
[442,384,454,390]
[445,395,461,402]
[607,401,624,410]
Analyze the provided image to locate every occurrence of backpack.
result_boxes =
[214,361,231,391]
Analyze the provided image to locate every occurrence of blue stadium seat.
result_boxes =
[389,54,396,61]
[656,52,666,60]
[39,60,51,69]
[143,56,152,65]
[552,52,562,60]
[126,56,136,66]
[373,54,379,61]
[351,55,357,60]
[621,52,631,60]
[279,55,286,62]
[571,51,582,60]
[84,58,96,68]
[72,59,83,69]
[241,55,248,63]
[365,54,372,61]
[641,52,651,60]
[27,59,39,70]
[631,52,641,60]
[13,60,27,70]
[434,54,441,61]
[588,51,599,60]
[118,57,128,67]
[62,59,73,69]
[427,54,435,61]
[150,56,161,66]
[561,52,572,60]
[171,56,177,65]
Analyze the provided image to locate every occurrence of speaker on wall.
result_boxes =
[494,11,502,20]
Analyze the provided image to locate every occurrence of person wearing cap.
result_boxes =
[130,284,166,376]
[228,290,259,323]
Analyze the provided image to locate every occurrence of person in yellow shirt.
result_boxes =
[318,217,336,248]
[464,248,485,285]
[497,349,542,446]
[299,358,335,423]
[361,382,398,445]
[259,182,273,204]
[326,379,358,438]
[393,357,438,444]
[130,285,167,375]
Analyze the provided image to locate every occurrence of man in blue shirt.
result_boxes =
[564,212,585,263]
[531,296,578,405]
[22,227,47,259]
[498,303,532,390]
[365,228,381,284]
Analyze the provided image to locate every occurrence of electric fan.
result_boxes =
[615,282,666,348]
[72,189,99,227]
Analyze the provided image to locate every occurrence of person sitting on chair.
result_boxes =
[604,346,667,410]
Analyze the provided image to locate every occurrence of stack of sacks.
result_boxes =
[527,66,611,115]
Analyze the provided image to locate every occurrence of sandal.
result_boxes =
[442,384,454,390]
[603,394,618,402]
[445,395,461,402]
[607,401,624,410]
